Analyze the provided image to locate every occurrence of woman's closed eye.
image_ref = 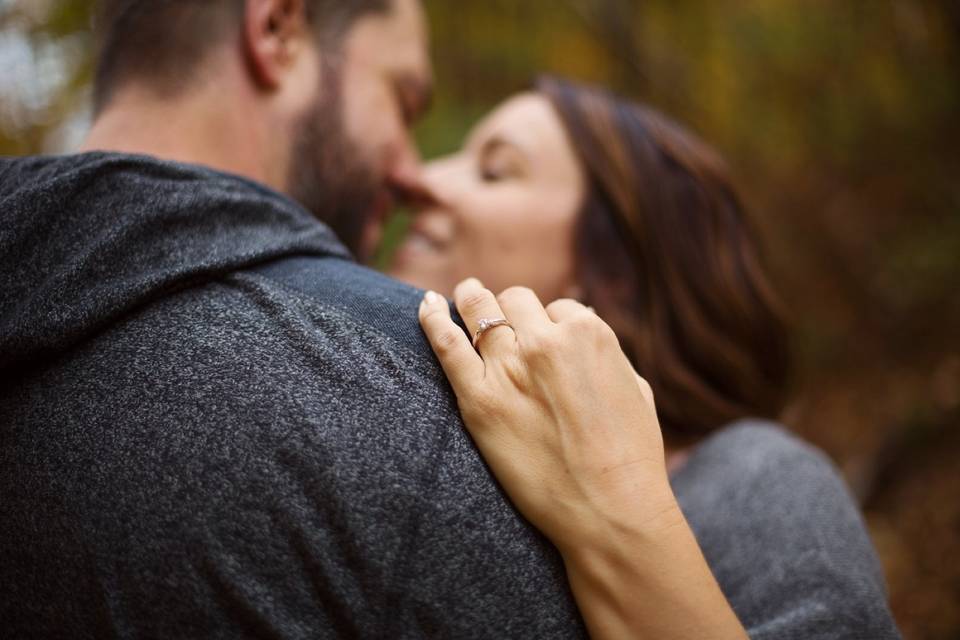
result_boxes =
[478,139,525,183]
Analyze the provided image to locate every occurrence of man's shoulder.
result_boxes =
[250,255,437,361]
[2,254,588,638]
[105,253,451,419]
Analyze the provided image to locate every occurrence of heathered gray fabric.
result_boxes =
[671,422,900,639]
[0,152,899,639]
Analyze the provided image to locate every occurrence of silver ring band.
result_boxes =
[472,317,513,349]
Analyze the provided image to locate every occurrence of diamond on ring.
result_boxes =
[473,317,513,349]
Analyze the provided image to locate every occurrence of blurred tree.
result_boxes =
[0,0,93,154]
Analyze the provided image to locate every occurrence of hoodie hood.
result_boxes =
[0,152,352,375]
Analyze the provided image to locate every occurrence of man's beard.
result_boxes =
[287,67,381,260]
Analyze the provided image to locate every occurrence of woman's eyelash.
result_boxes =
[480,160,502,181]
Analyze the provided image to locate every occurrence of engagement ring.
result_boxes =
[473,318,513,349]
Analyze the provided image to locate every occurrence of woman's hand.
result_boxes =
[419,278,748,640]
[418,278,676,555]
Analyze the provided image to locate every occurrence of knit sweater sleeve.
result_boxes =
[670,421,901,640]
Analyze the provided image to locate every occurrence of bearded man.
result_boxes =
[0,1,586,637]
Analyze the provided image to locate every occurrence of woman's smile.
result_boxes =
[392,213,455,268]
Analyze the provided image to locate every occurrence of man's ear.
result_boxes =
[242,0,310,90]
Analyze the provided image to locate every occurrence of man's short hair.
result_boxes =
[93,0,389,113]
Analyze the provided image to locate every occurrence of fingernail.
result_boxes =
[424,290,440,305]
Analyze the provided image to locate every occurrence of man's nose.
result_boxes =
[386,143,435,206]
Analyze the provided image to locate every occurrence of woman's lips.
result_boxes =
[400,230,437,254]
[392,225,450,268]
[407,216,453,251]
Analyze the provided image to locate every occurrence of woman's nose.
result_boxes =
[419,154,468,207]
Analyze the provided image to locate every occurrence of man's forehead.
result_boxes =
[343,0,433,119]
[347,0,431,76]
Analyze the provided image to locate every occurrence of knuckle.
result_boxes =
[544,299,571,315]
[549,297,580,309]
[420,304,445,322]
[598,321,620,344]
[559,314,619,354]
[567,307,595,325]
[462,388,502,423]
[573,311,614,337]
[460,291,492,315]
[498,286,534,304]
[433,329,463,354]
[560,314,586,335]
[522,327,561,359]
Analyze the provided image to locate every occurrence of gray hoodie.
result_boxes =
[0,152,899,639]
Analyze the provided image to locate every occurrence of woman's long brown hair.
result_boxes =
[538,76,790,442]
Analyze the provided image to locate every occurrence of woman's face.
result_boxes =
[388,93,586,300]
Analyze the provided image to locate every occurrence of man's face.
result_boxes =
[288,0,432,262]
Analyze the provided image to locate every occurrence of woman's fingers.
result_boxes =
[545,298,591,323]
[496,286,551,331]
[419,290,484,394]
[453,278,517,357]
[545,297,657,410]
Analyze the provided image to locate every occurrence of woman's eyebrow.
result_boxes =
[479,134,529,159]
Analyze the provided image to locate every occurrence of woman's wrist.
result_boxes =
[556,476,684,566]
[557,491,689,639]
[551,465,681,558]
[556,481,748,640]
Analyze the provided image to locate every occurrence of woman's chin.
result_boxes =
[388,239,452,293]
